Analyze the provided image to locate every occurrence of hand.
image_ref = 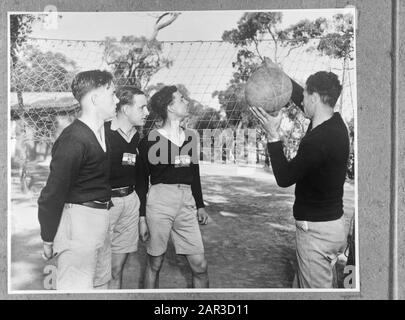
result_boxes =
[42,242,54,261]
[139,217,149,242]
[197,208,209,225]
[249,106,283,142]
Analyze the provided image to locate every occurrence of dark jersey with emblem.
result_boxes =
[135,128,205,216]
[105,121,140,189]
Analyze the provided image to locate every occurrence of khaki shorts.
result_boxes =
[110,192,140,254]
[146,184,204,256]
[53,204,111,290]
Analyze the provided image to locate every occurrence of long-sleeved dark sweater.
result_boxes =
[38,119,111,242]
[268,112,349,221]
[135,128,205,217]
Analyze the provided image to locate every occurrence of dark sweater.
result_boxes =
[105,121,140,189]
[267,112,350,221]
[135,129,205,217]
[38,119,111,242]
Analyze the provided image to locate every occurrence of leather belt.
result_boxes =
[111,185,135,198]
[80,200,114,210]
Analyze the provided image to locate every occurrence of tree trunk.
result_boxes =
[339,59,347,114]
[20,156,29,194]
[44,142,51,160]
[17,90,24,110]
[12,51,29,192]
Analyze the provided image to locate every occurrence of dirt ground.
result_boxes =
[10,162,355,290]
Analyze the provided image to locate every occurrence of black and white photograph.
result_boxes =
[8,7,358,292]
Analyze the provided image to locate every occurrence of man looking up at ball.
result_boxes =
[250,66,350,288]
[136,85,209,289]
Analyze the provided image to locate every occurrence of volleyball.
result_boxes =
[245,58,293,113]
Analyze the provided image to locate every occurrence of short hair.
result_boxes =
[305,71,342,107]
[71,70,114,102]
[149,85,178,122]
[116,86,145,112]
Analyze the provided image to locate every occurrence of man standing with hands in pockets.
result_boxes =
[251,67,350,288]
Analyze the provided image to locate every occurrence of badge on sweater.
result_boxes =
[174,155,191,168]
[122,153,136,166]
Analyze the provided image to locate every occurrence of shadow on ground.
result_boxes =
[10,163,354,290]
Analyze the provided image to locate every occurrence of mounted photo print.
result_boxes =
[8,7,358,293]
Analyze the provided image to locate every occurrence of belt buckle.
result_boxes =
[93,200,112,210]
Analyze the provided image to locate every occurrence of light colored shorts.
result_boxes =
[110,191,140,254]
[294,216,346,288]
[146,183,204,256]
[53,203,111,290]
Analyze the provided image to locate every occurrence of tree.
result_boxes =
[10,14,64,101]
[10,13,64,193]
[10,14,41,194]
[222,12,283,63]
[280,13,354,114]
[103,12,179,89]
[212,82,256,128]
[221,12,328,66]
[317,13,354,114]
[10,15,36,63]
[11,45,77,92]
[317,14,354,61]
[220,12,287,128]
[219,12,354,163]
[10,14,37,108]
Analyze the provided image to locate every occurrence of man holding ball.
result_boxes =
[250,64,350,288]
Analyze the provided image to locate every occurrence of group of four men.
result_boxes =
[38,63,350,290]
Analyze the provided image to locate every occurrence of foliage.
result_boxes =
[103,12,180,90]
[317,14,354,61]
[278,18,328,56]
[279,103,310,160]
[222,12,282,49]
[10,13,64,107]
[212,82,256,128]
[10,14,37,66]
[103,36,173,89]
[220,13,308,134]
[10,14,38,109]
[11,45,77,92]
[219,12,354,162]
